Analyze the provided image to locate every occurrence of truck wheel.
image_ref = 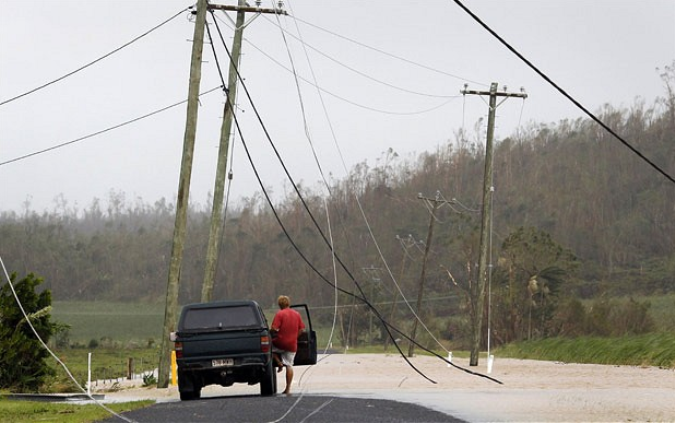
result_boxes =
[179,375,201,401]
[180,390,196,401]
[260,360,275,396]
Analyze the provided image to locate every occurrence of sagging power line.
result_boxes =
[0,6,189,107]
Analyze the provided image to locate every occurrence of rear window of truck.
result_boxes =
[182,305,261,330]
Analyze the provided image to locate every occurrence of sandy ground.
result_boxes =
[101,353,675,422]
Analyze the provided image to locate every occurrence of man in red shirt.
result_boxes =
[271,295,305,395]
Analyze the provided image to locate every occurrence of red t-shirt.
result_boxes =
[271,307,305,352]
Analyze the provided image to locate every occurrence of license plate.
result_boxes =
[212,358,234,367]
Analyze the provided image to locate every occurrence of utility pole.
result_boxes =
[408,192,452,357]
[201,1,287,302]
[158,0,208,389]
[461,82,527,366]
[362,266,381,343]
[201,0,245,302]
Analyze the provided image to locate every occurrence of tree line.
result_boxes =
[1,66,673,350]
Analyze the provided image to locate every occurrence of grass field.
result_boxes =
[50,298,675,372]
[638,293,675,331]
[495,332,675,368]
[0,397,153,423]
[52,301,165,345]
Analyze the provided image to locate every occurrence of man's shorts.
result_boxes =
[273,346,296,367]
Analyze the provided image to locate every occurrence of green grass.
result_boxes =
[0,397,153,423]
[495,332,675,368]
[52,301,164,345]
[638,293,675,331]
[49,299,675,373]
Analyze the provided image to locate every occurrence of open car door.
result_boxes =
[291,304,317,366]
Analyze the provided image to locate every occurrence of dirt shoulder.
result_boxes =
[102,353,675,422]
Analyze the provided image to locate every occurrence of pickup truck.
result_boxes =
[171,300,316,400]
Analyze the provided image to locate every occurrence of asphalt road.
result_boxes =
[100,394,465,423]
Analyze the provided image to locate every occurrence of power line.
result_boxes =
[289,14,488,88]
[451,0,675,186]
[211,14,438,384]
[0,7,190,107]
[261,14,458,99]
[210,14,502,386]
[0,86,223,167]
[213,13,461,116]
[272,2,455,363]
[280,7,453,359]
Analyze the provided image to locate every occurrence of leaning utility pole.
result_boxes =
[201,0,246,302]
[201,1,287,302]
[158,0,208,389]
[408,192,451,357]
[461,83,527,366]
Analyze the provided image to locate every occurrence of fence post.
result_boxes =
[127,357,134,380]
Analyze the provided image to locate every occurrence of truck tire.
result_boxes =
[260,360,275,396]
[180,390,195,401]
[179,374,202,401]
[179,385,202,401]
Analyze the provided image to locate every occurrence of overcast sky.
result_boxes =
[1,0,673,215]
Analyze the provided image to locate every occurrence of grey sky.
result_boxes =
[1,0,673,215]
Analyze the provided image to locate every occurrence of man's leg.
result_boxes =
[273,353,283,372]
[284,365,294,394]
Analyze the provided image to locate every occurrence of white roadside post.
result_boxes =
[87,352,92,396]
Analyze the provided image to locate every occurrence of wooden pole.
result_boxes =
[158,0,207,389]
[461,83,526,366]
[408,194,441,357]
[470,82,498,366]
[202,0,246,302]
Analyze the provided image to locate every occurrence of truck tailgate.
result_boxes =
[179,329,266,358]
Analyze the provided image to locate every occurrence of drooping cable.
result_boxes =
[211,12,502,385]
[206,17,346,420]
[212,13,460,116]
[210,13,439,384]
[205,22,229,95]
[283,0,464,369]
[290,15,488,87]
[271,9,328,187]
[281,7,450,357]
[269,1,340,354]
[0,7,190,107]
[0,86,223,167]
[0,257,136,423]
[283,0,451,357]
[451,0,675,186]
[262,14,458,99]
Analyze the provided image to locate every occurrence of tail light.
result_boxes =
[260,335,270,353]
[175,341,183,359]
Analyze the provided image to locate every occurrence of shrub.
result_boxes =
[142,372,157,387]
[0,273,59,392]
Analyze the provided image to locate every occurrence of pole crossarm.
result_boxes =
[417,192,454,205]
[208,3,288,15]
[461,87,528,99]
